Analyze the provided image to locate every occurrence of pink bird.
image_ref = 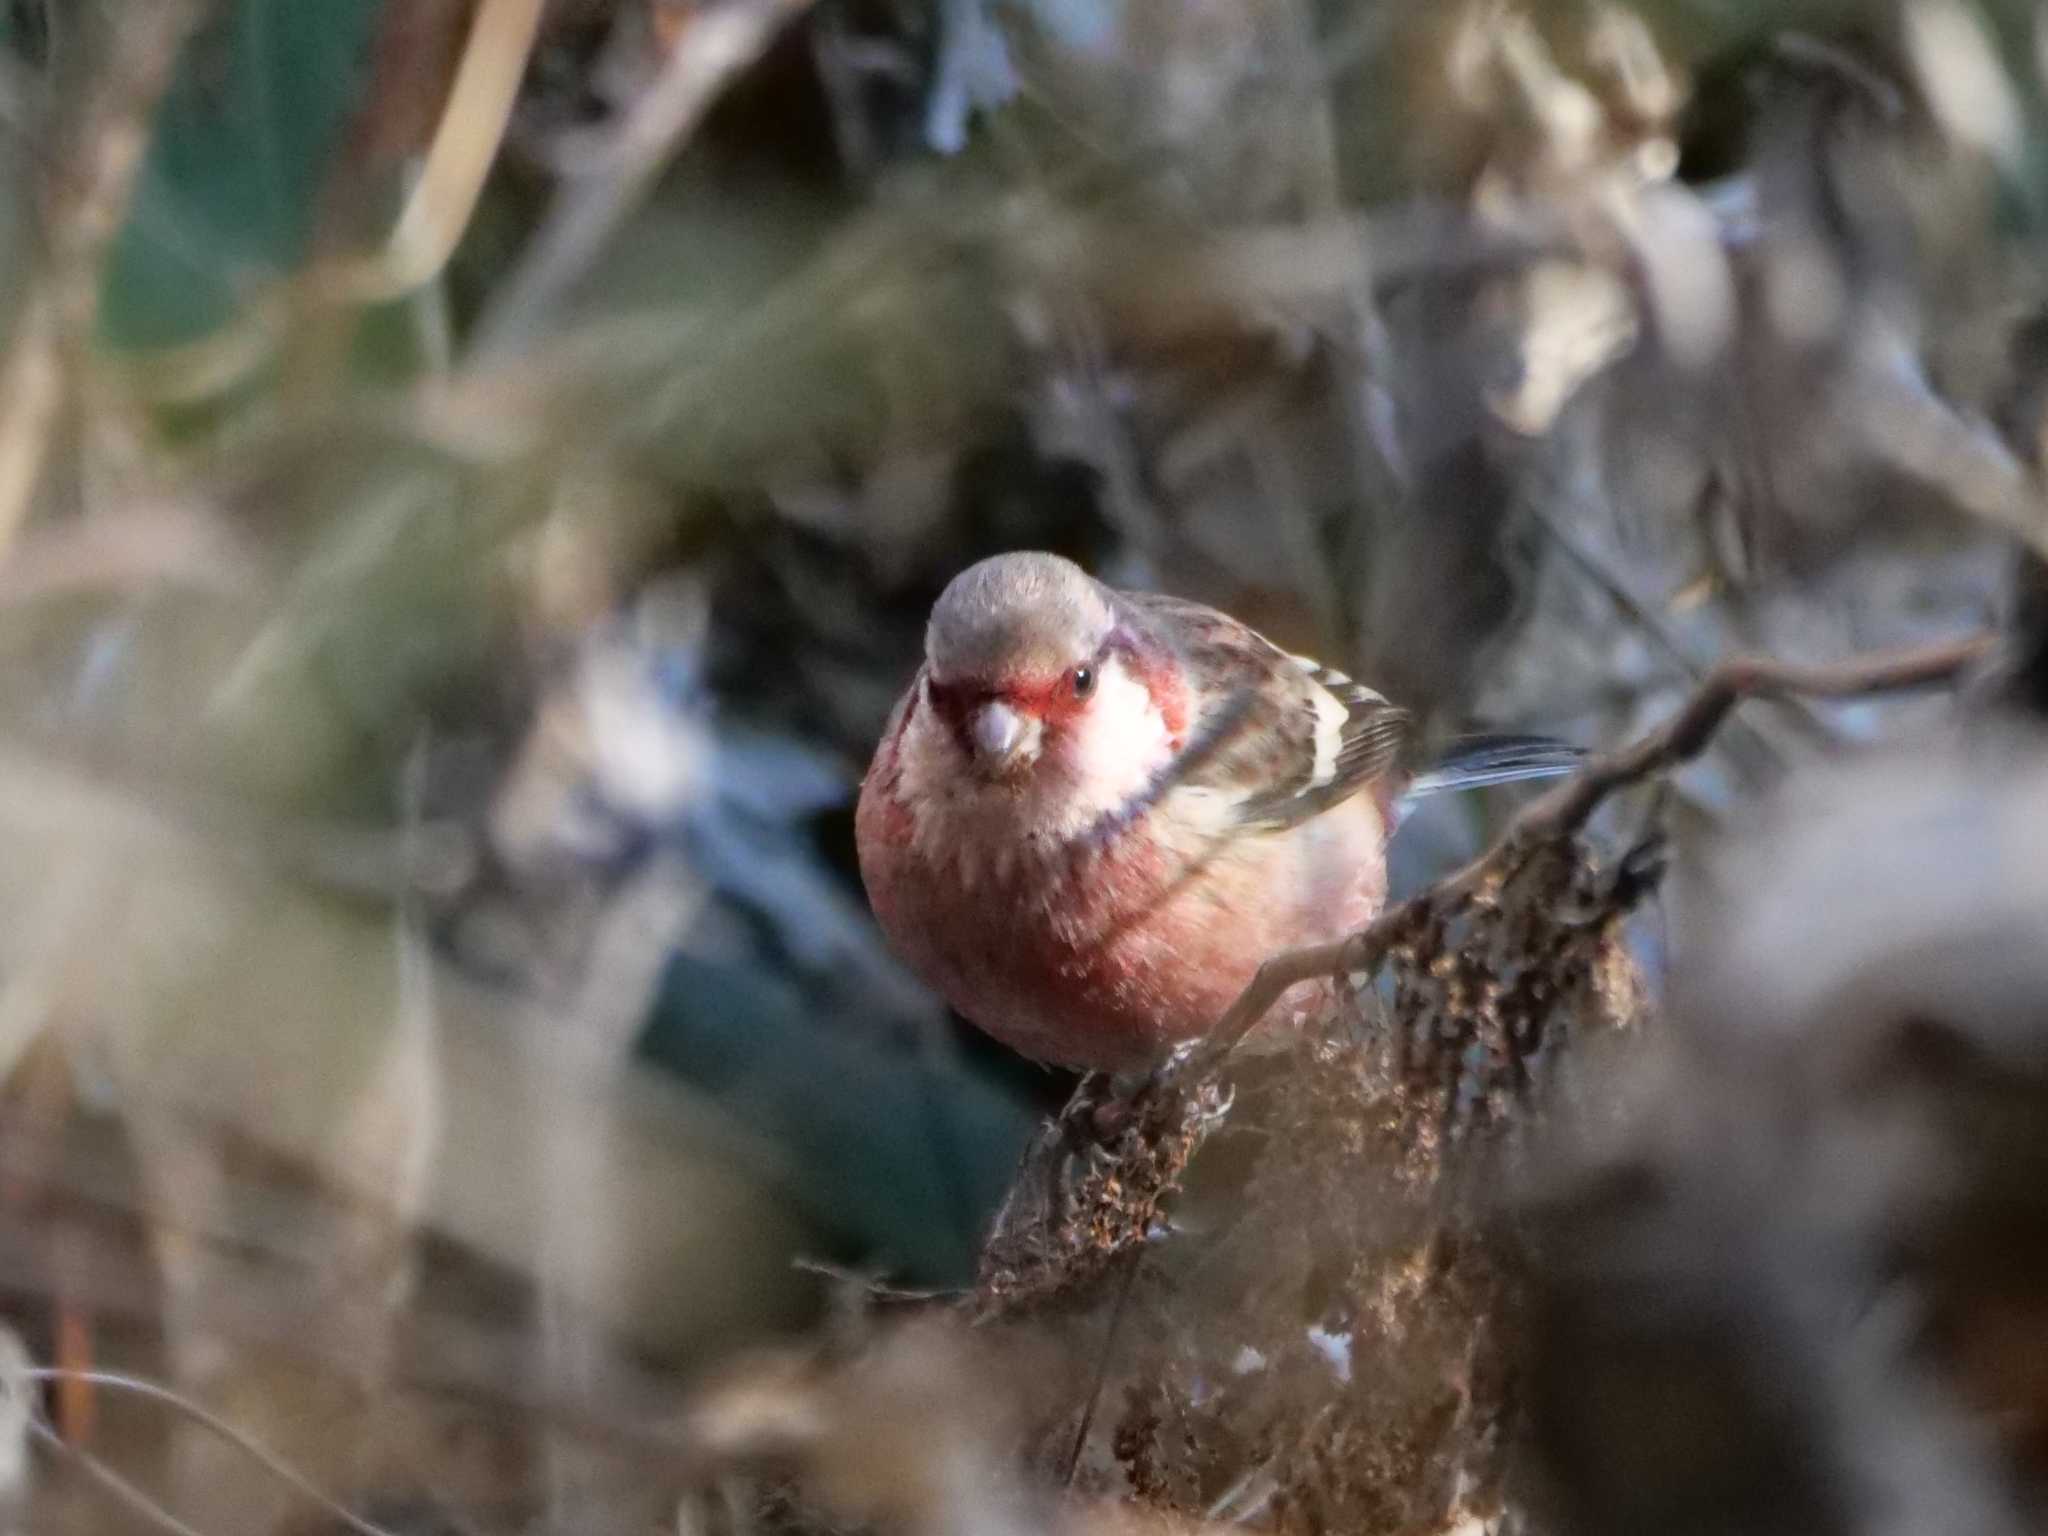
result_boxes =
[856,552,1577,1076]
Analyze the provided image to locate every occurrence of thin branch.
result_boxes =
[1061,1252,1140,1488]
[790,1257,961,1306]
[116,0,548,404]
[325,0,545,305]
[29,1419,215,1536]
[9,1366,401,1536]
[470,0,815,361]
[1518,495,1810,765]
[0,0,210,548]
[1184,630,1998,1077]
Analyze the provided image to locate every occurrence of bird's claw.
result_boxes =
[1062,1048,1228,1144]
[1053,1070,1141,1150]
[1028,1053,1240,1241]
[1149,1041,1201,1095]
[1037,1070,1147,1225]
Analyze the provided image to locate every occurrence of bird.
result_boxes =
[856,551,1580,1076]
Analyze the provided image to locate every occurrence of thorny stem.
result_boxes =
[1183,629,1999,1081]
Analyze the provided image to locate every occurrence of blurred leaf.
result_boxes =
[643,951,1036,1286]
[100,0,389,352]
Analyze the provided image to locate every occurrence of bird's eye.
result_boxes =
[1070,665,1097,700]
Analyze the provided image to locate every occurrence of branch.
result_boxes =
[470,0,815,361]
[1184,630,1999,1078]
[0,0,210,548]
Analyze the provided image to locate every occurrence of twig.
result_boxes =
[325,0,545,305]
[1184,630,1997,1076]
[1061,1253,1140,1488]
[28,1418,215,1536]
[470,0,815,360]
[791,1257,960,1306]
[117,0,548,404]
[5,1365,401,1536]
[1518,496,1799,768]
[0,0,209,548]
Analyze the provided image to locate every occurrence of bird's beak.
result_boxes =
[970,699,1034,770]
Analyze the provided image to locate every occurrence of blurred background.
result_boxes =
[0,0,2045,1532]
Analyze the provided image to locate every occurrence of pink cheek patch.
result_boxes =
[1125,657,1189,746]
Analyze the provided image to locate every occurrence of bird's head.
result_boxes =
[920,553,1177,802]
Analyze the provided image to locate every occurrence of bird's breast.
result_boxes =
[857,714,1389,1071]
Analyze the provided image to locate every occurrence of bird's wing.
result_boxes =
[1119,591,1414,833]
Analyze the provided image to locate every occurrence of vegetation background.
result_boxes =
[0,0,2043,1532]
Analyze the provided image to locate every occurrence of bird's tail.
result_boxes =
[1401,733,1583,804]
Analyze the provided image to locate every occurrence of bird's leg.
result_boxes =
[1052,1070,1108,1137]
[1050,1072,1119,1175]
[1121,1043,1236,1154]
[1124,1040,1204,1115]
[1055,1067,1160,1149]
[1028,1055,1238,1247]
[1033,1075,1095,1230]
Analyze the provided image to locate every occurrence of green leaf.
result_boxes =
[100,0,389,352]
